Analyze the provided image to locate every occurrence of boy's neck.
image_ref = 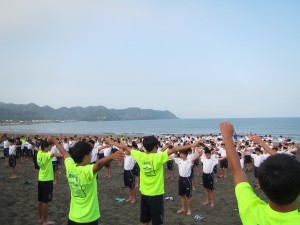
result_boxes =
[269,200,298,213]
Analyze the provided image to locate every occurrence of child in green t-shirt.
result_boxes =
[47,136,124,225]
[110,136,201,225]
[37,139,61,225]
[219,122,300,225]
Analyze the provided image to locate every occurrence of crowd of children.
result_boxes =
[0,128,299,225]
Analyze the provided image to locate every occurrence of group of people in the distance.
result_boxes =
[1,122,300,225]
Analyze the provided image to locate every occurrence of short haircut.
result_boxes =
[40,139,51,150]
[204,147,211,155]
[180,149,189,155]
[142,136,159,152]
[70,141,93,163]
[258,154,300,205]
[131,141,138,149]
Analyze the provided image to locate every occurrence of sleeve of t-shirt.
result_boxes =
[174,158,181,165]
[235,182,266,214]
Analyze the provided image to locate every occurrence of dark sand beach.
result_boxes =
[0,147,299,225]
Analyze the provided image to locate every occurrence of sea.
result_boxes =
[0,117,300,143]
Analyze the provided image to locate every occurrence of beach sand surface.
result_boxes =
[0,152,299,225]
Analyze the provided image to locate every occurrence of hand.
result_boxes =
[112,150,125,161]
[219,122,234,139]
[47,136,55,144]
[247,134,263,144]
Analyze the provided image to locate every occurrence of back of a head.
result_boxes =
[142,136,159,152]
[40,139,50,150]
[258,154,300,205]
[70,141,93,163]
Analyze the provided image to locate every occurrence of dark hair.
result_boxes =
[258,154,300,205]
[180,149,189,155]
[131,141,138,149]
[142,136,159,152]
[40,139,51,150]
[70,141,93,163]
[204,147,211,155]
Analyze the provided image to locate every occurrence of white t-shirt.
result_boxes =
[251,154,267,167]
[51,145,60,161]
[174,158,193,177]
[63,142,69,152]
[124,155,136,170]
[9,145,16,156]
[201,156,218,174]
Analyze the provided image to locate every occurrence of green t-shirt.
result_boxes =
[131,150,168,196]
[235,182,300,225]
[37,150,54,181]
[65,157,100,223]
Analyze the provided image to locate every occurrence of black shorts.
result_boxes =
[67,219,98,225]
[98,153,104,160]
[244,155,252,164]
[166,160,174,170]
[124,169,135,189]
[33,152,40,170]
[213,165,218,174]
[202,173,214,190]
[140,194,164,225]
[254,166,259,178]
[194,159,200,166]
[4,148,9,157]
[190,164,195,178]
[52,161,58,171]
[178,176,192,197]
[133,163,140,177]
[220,159,228,169]
[9,155,16,167]
[38,181,53,203]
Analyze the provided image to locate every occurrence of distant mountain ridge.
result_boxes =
[0,102,178,121]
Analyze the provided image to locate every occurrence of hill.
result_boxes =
[0,102,178,121]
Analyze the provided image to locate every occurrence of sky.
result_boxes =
[0,1,300,119]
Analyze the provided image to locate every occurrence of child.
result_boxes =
[172,149,200,215]
[47,136,123,225]
[124,149,136,203]
[219,122,300,225]
[8,138,17,179]
[37,139,60,225]
[250,146,267,189]
[109,136,200,225]
[200,147,218,207]
[218,143,228,178]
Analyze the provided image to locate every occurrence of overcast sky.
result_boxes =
[0,1,299,119]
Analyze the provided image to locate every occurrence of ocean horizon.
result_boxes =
[0,117,300,143]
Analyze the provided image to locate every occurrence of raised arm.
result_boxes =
[247,134,277,156]
[93,149,124,173]
[219,122,247,185]
[47,136,70,160]
[107,140,131,154]
[167,141,201,156]
[0,133,7,143]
